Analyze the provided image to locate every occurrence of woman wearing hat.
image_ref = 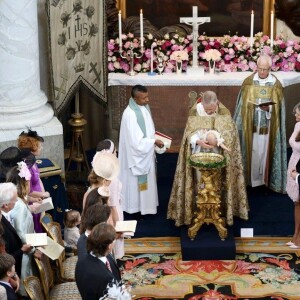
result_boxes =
[0,147,35,184]
[96,139,124,259]
[18,130,50,233]
[82,151,123,258]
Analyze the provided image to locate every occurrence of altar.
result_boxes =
[108,71,300,151]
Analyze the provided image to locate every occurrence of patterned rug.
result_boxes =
[119,252,300,300]
[121,237,300,299]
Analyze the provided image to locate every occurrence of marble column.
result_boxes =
[0,0,64,170]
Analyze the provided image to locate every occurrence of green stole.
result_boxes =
[129,98,151,191]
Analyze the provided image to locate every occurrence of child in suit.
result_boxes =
[0,253,18,300]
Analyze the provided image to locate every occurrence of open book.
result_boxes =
[155,131,172,149]
[115,220,137,237]
[248,100,276,106]
[32,197,54,214]
[37,237,64,260]
[25,233,48,247]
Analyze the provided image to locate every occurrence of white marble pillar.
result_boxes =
[0,0,64,170]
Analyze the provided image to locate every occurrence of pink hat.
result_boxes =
[91,152,119,180]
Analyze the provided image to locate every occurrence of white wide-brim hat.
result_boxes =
[91,152,119,180]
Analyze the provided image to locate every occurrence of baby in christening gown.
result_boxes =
[203,130,231,152]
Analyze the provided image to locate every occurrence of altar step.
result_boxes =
[180,224,236,261]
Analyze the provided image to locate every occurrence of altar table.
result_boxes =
[108,71,300,152]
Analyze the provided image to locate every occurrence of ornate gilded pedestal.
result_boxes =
[188,152,227,240]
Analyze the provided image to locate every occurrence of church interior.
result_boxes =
[1,0,300,299]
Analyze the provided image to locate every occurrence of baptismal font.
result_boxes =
[188,152,227,240]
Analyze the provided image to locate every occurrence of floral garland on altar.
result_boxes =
[107,32,300,73]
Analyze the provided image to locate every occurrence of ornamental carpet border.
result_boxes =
[124,237,300,256]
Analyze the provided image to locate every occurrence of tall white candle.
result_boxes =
[250,10,254,48]
[270,10,274,49]
[118,10,122,49]
[140,9,144,47]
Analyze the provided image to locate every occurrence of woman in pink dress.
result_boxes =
[18,130,50,233]
[286,103,300,249]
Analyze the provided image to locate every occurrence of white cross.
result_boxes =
[180,6,210,68]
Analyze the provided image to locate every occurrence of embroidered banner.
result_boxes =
[47,0,107,113]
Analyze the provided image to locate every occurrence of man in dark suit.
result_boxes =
[0,183,32,276]
[0,253,18,300]
[77,203,111,260]
[75,223,121,300]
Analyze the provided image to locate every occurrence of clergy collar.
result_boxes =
[196,102,218,116]
[254,72,274,84]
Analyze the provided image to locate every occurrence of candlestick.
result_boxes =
[148,42,157,76]
[118,10,122,49]
[250,10,254,48]
[140,9,144,47]
[270,10,274,49]
[119,41,144,76]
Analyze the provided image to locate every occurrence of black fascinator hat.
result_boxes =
[0,146,36,183]
[19,129,44,142]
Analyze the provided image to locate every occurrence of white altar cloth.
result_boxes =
[108,71,300,88]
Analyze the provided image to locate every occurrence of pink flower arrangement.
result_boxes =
[107,32,300,73]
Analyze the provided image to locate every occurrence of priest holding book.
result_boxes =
[119,85,164,218]
[233,54,286,192]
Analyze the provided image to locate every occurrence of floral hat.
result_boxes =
[17,161,31,181]
[91,152,119,181]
